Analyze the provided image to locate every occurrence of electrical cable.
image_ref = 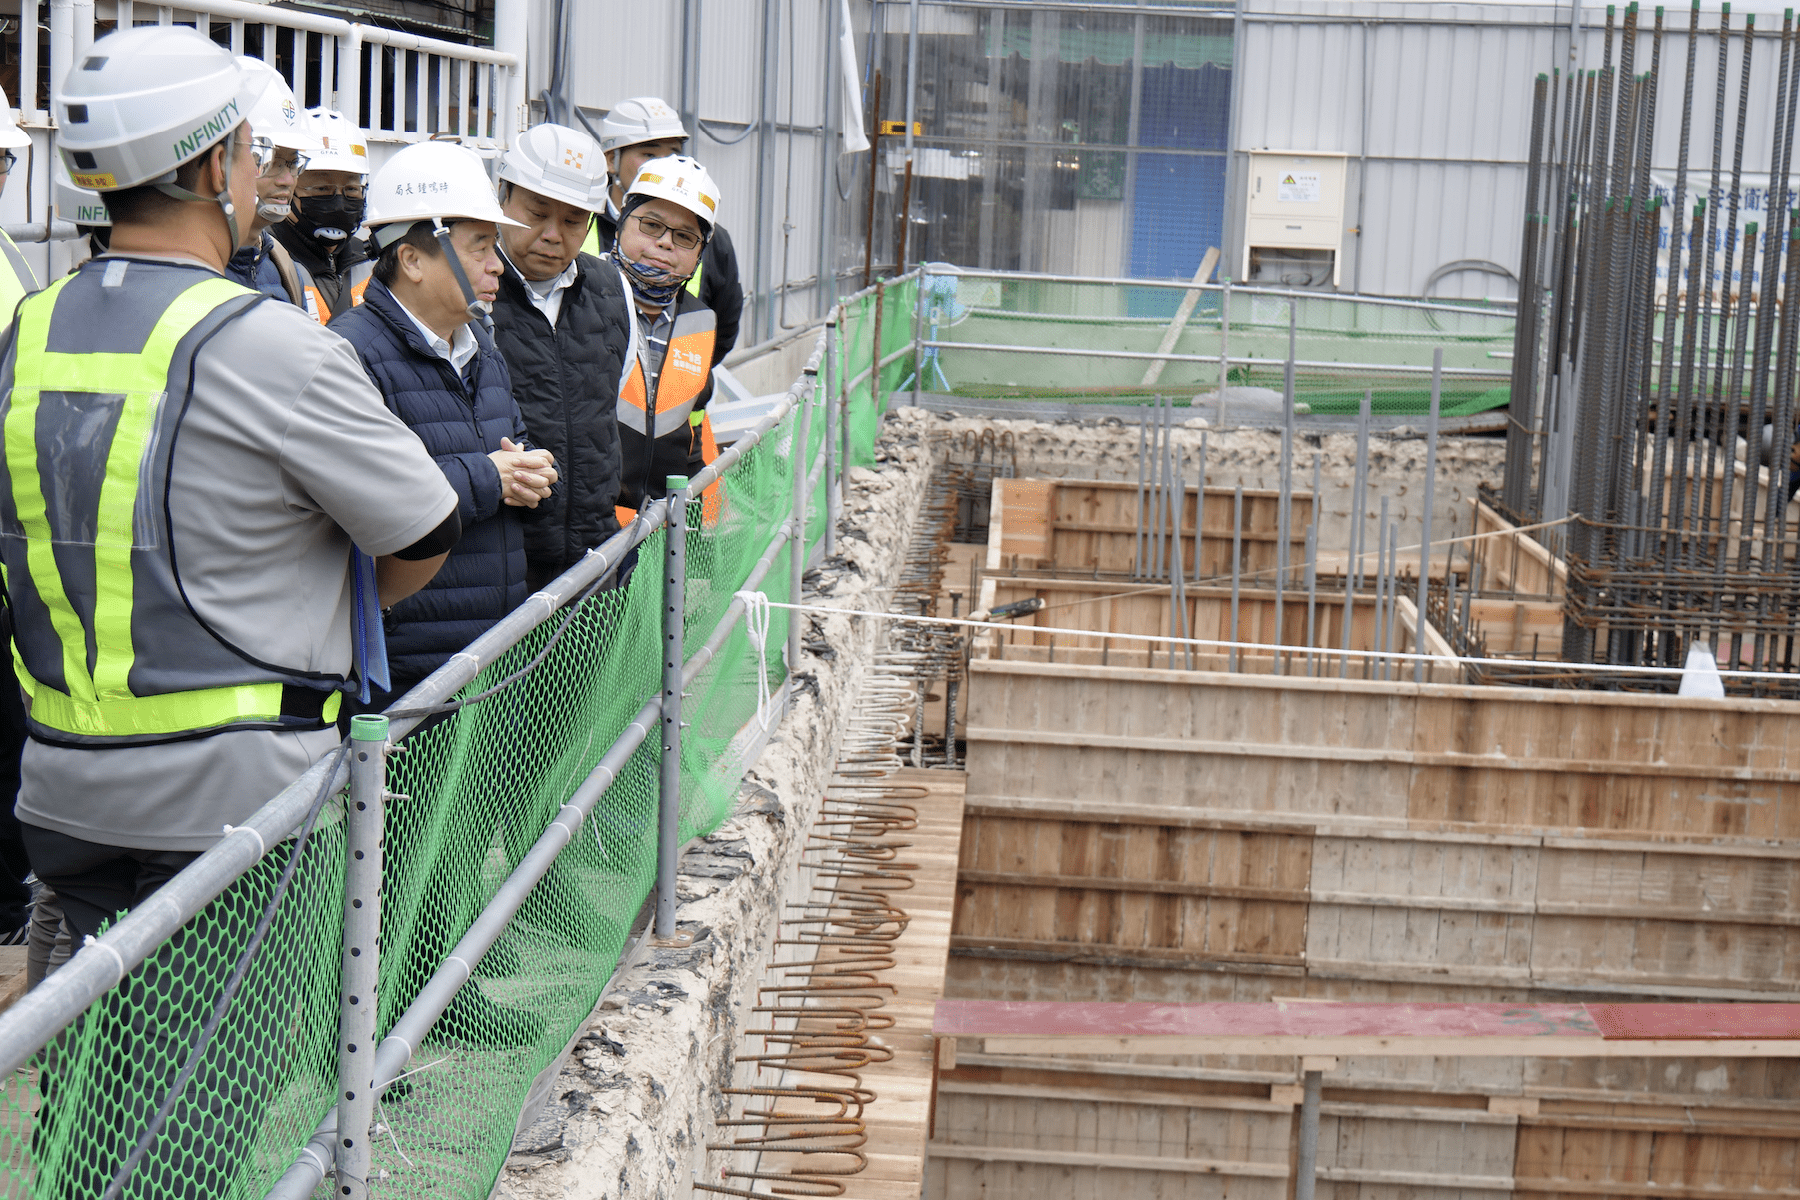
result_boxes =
[98,741,352,1200]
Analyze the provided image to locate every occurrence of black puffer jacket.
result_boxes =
[330,278,534,691]
[592,208,743,365]
[490,252,631,588]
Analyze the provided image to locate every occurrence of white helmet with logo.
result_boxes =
[57,24,269,192]
[364,141,525,249]
[624,154,720,238]
[53,160,110,227]
[498,123,608,212]
[598,97,688,155]
[304,108,367,176]
[237,58,320,153]
[0,85,30,151]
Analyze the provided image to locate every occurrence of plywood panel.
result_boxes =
[965,661,1800,841]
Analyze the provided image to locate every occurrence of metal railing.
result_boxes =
[11,0,525,171]
[0,315,853,1196]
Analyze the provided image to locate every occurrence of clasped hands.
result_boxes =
[490,437,559,507]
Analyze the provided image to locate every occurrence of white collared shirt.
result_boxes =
[394,295,478,377]
[515,255,579,328]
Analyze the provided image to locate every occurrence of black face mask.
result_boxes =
[293,194,364,245]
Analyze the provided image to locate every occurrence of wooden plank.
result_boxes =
[965,725,1800,785]
[806,768,962,1200]
[925,1141,1290,1178]
[935,999,1800,1057]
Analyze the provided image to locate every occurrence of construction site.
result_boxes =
[0,1,1798,1200]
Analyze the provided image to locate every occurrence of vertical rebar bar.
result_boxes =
[1342,390,1372,677]
[1647,0,1703,556]
[1375,495,1391,679]
[1166,437,1192,669]
[1415,350,1442,682]
[1275,302,1296,674]
[335,712,388,1200]
[1305,522,1319,677]
[1219,278,1231,428]
[1134,414,1148,579]
[1699,16,1757,564]
[1194,432,1209,585]
[1230,485,1243,672]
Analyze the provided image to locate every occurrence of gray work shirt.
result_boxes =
[16,266,459,852]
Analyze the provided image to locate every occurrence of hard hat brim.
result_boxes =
[0,123,31,150]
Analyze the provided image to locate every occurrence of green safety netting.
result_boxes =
[918,274,1518,417]
[0,324,879,1198]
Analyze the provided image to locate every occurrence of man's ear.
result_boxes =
[398,242,425,284]
[198,142,230,198]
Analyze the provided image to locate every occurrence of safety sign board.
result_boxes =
[1278,172,1321,204]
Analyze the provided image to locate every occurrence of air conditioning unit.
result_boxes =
[1242,150,1348,290]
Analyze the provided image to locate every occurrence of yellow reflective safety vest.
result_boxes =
[0,231,39,317]
[0,264,343,745]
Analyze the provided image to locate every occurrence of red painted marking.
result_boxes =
[932,1001,1601,1040]
[1586,1004,1800,1040]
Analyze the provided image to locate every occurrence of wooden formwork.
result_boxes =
[988,477,1313,580]
[932,658,1800,1199]
[976,576,1457,680]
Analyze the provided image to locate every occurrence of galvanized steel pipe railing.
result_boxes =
[263,330,830,1200]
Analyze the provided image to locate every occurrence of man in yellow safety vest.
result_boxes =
[3,25,459,946]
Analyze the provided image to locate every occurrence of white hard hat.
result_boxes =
[0,85,29,151]
[238,57,321,152]
[598,97,688,155]
[498,123,608,212]
[365,141,525,249]
[58,25,269,192]
[625,154,720,235]
[53,160,110,227]
[304,108,367,175]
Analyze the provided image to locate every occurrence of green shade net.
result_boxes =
[924,275,1517,418]
[0,375,869,1200]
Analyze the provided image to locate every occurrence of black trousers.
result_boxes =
[0,662,34,934]
[20,824,199,941]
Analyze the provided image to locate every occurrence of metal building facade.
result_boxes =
[1231,0,1799,301]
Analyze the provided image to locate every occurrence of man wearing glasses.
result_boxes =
[268,107,374,322]
[587,97,743,367]
[610,155,724,517]
[225,57,318,306]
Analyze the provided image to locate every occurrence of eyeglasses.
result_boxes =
[630,212,702,251]
[296,182,366,200]
[250,136,309,177]
[0,151,16,177]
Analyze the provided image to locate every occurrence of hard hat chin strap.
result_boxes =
[152,126,243,252]
[430,217,493,331]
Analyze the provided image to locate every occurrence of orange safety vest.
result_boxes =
[294,258,373,324]
[616,303,723,525]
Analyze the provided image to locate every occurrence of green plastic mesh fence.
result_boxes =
[920,274,1516,417]
[841,278,918,467]
[0,366,860,1199]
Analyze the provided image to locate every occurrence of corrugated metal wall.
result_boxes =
[1233,0,1800,301]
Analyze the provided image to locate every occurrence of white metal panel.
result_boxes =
[1235,0,1800,298]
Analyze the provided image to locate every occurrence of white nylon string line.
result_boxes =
[1105,512,1583,591]
[771,599,1800,684]
[736,590,776,729]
